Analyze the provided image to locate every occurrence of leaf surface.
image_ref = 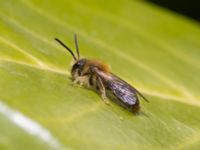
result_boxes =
[0,0,200,149]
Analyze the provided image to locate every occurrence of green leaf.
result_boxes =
[0,0,200,149]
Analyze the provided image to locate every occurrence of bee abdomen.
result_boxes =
[131,102,140,113]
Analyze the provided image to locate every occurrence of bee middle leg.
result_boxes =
[97,77,110,105]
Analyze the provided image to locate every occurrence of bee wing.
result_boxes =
[93,68,148,105]
[108,74,149,103]
[107,75,139,105]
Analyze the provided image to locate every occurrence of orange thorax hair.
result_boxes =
[84,59,110,73]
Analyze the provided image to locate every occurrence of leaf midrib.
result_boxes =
[0,58,199,108]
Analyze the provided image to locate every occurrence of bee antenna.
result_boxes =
[74,34,80,59]
[55,38,77,61]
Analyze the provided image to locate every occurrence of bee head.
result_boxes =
[71,58,87,79]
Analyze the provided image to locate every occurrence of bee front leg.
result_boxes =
[73,75,88,86]
[97,77,110,105]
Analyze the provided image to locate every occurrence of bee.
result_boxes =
[55,34,149,113]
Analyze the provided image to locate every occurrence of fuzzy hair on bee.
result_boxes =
[55,34,149,114]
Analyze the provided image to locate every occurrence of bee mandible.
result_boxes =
[55,34,149,113]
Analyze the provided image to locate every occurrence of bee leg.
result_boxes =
[97,77,110,105]
[73,76,88,86]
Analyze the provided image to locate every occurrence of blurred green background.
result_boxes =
[0,0,200,150]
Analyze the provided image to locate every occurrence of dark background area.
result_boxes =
[148,0,200,22]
